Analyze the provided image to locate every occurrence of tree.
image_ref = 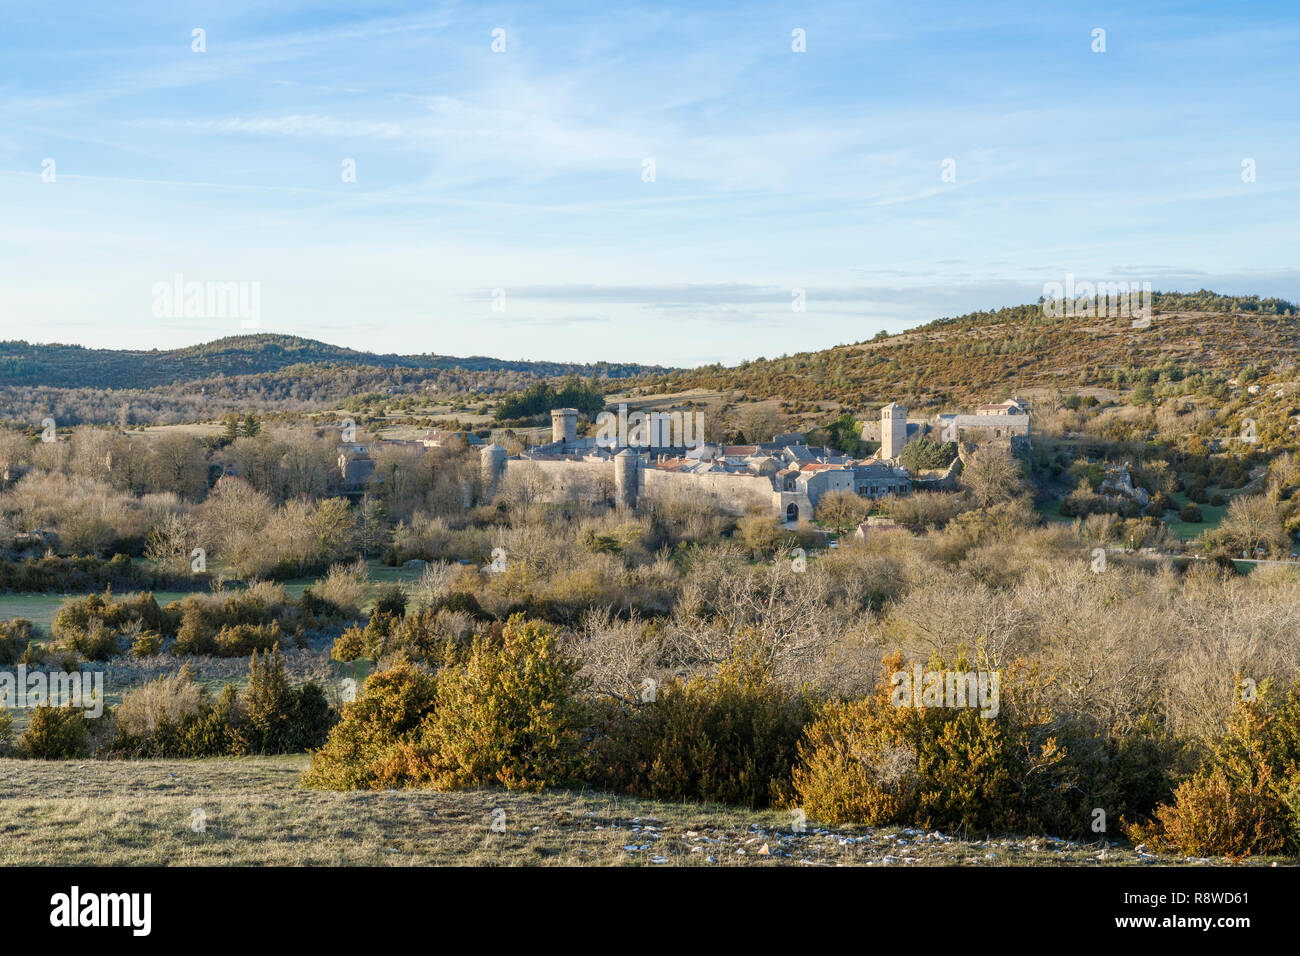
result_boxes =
[306,497,360,565]
[737,515,786,555]
[354,495,391,556]
[145,512,197,575]
[961,447,1027,508]
[0,427,31,473]
[815,488,868,533]
[146,433,208,500]
[228,434,287,499]
[498,463,548,513]
[244,648,294,754]
[822,412,862,455]
[199,476,276,569]
[221,414,241,443]
[899,436,957,472]
[736,406,783,444]
[372,445,433,518]
[1214,495,1290,555]
[279,431,338,499]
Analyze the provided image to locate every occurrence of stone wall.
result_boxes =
[642,468,776,516]
[912,454,964,492]
[501,458,614,503]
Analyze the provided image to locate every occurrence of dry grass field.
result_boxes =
[0,756,1286,867]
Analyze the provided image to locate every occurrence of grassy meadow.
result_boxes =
[0,756,1282,867]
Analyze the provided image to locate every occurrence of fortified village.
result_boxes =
[476,399,1031,522]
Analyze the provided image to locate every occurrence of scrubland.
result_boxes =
[4,413,1300,864]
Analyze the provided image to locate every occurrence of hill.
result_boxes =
[639,291,1300,413]
[0,334,664,390]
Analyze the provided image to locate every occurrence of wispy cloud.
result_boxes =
[0,0,1296,365]
[130,115,407,139]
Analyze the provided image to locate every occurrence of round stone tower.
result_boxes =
[480,442,507,497]
[614,448,639,509]
[551,408,578,446]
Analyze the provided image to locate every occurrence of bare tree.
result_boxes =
[816,488,869,533]
[960,445,1027,507]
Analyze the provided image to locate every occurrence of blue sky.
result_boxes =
[1,0,1297,366]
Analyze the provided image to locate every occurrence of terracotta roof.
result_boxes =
[653,458,691,472]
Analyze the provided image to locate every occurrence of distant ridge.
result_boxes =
[0,334,667,390]
[644,290,1300,408]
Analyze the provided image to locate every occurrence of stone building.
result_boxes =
[338,451,376,490]
[880,402,909,461]
[481,442,507,496]
[488,408,912,521]
[937,397,1031,443]
[481,398,1034,521]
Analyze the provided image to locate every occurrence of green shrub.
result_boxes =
[242,648,334,753]
[1179,502,1204,523]
[0,619,34,665]
[793,654,1059,834]
[65,620,118,661]
[591,653,813,807]
[289,682,335,752]
[1134,769,1287,858]
[173,685,247,756]
[213,622,281,657]
[793,654,1187,838]
[47,591,169,661]
[307,616,584,792]
[312,561,369,618]
[298,586,344,621]
[302,660,440,789]
[173,603,219,655]
[331,624,371,662]
[51,592,110,639]
[412,616,586,791]
[52,591,166,645]
[18,704,92,759]
[1130,682,1300,857]
[371,583,408,618]
[172,587,296,657]
[109,677,245,759]
[108,654,332,758]
[435,591,488,619]
[131,630,164,657]
[19,642,49,667]
[114,592,169,633]
[242,647,294,754]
